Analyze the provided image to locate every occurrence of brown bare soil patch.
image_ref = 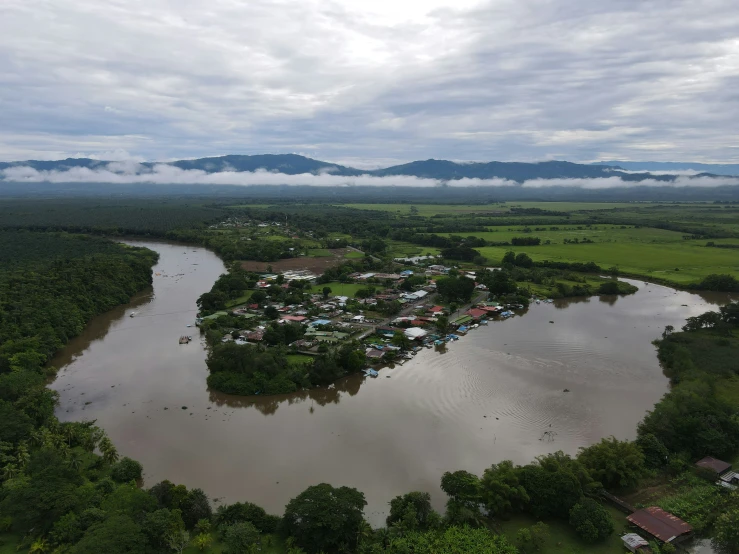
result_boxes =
[241,248,349,275]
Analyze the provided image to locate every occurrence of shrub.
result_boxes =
[568,499,613,543]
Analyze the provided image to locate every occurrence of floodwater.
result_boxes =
[50,242,734,525]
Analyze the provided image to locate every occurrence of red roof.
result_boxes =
[466,308,487,318]
[627,507,693,542]
[430,306,444,313]
[282,315,307,322]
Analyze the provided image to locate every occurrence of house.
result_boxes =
[466,308,488,319]
[352,315,366,323]
[365,348,385,359]
[404,327,428,340]
[621,533,651,553]
[626,507,693,544]
[242,330,264,342]
[694,456,739,488]
[280,315,307,323]
[695,456,732,476]
[429,306,445,314]
[311,319,332,327]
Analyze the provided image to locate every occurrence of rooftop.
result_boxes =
[695,456,732,475]
[627,507,693,543]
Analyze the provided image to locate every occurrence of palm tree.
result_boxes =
[67,453,83,472]
[98,437,119,464]
[192,533,212,552]
[29,537,49,553]
[2,464,18,481]
[15,444,30,469]
[376,528,391,549]
[30,429,45,448]
[62,424,78,446]
[356,520,373,548]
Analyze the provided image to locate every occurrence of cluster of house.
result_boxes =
[255,270,318,288]
[618,456,738,553]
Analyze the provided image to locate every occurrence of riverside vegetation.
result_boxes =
[0,200,738,553]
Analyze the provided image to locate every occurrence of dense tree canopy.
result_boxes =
[577,437,646,490]
[282,483,367,554]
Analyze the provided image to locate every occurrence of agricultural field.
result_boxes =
[476,241,739,285]
[386,240,441,258]
[342,201,656,215]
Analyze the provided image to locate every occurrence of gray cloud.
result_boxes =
[1,1,738,163]
[4,165,738,188]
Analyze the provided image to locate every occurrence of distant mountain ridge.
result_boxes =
[595,161,739,176]
[0,154,731,182]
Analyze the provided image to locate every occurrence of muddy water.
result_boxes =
[50,242,734,525]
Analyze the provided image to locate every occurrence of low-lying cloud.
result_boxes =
[3,164,739,188]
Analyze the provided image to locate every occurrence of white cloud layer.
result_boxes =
[4,165,738,188]
[1,0,739,163]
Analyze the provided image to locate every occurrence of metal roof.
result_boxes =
[695,456,731,474]
[627,507,693,542]
[622,533,649,548]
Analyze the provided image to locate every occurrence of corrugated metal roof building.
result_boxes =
[626,507,693,543]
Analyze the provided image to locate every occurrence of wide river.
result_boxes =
[50,241,733,525]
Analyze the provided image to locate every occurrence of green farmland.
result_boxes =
[476,240,739,285]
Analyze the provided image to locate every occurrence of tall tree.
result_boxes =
[283,483,367,553]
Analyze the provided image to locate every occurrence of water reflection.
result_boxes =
[553,296,591,308]
[598,294,619,306]
[208,374,363,414]
[50,288,153,370]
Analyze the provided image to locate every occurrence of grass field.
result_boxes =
[497,505,629,554]
[310,282,367,297]
[475,241,739,285]
[287,354,314,366]
[344,250,365,259]
[225,290,253,308]
[387,240,441,258]
[342,202,659,215]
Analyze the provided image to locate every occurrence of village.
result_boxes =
[193,256,531,378]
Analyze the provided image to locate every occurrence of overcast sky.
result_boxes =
[2,0,738,165]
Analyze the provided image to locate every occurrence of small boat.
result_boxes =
[480,320,488,325]
[536,299,540,304]
[363,368,379,378]
[179,336,191,344]
[130,312,137,318]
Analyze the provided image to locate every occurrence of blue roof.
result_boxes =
[312,319,332,326]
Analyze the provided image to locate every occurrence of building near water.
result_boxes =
[626,507,693,545]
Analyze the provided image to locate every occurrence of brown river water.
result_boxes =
[50,241,734,525]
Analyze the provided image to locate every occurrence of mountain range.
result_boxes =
[0,154,735,182]
[595,161,739,176]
